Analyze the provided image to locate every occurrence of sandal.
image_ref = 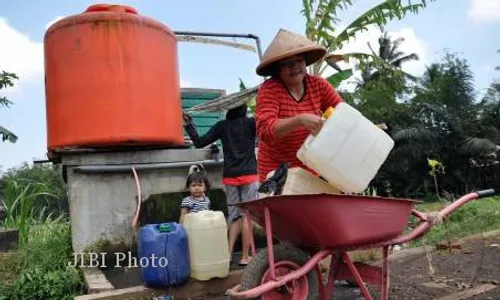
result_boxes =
[238,256,253,266]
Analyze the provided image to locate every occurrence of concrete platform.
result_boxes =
[75,269,243,300]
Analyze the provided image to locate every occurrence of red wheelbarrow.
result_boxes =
[225,189,496,300]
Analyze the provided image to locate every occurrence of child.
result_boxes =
[179,165,211,224]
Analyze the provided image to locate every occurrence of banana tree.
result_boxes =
[301,0,436,87]
[1,71,18,143]
[184,0,436,114]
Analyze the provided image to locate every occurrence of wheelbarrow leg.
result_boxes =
[381,245,390,300]
[342,253,375,300]
[264,206,276,280]
[317,252,340,300]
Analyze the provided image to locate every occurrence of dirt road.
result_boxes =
[203,236,500,300]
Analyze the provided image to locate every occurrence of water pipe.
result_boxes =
[131,167,141,228]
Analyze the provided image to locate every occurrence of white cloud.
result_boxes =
[45,16,65,30]
[481,63,494,72]
[180,79,193,87]
[0,17,43,90]
[327,25,428,91]
[468,0,500,24]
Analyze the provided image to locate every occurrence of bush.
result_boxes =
[7,266,82,300]
[0,223,85,300]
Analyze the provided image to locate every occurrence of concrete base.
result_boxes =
[61,148,224,253]
[82,267,115,294]
[0,228,19,252]
[74,270,243,300]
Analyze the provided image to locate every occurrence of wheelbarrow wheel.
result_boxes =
[240,243,319,300]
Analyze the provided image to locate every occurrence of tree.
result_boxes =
[0,71,19,143]
[379,53,497,197]
[300,0,436,86]
[361,31,419,85]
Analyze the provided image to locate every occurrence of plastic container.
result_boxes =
[183,211,230,280]
[138,222,190,287]
[281,167,341,195]
[296,102,394,193]
[44,4,184,151]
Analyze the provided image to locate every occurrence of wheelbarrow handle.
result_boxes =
[390,189,496,245]
[439,189,496,219]
[476,189,496,198]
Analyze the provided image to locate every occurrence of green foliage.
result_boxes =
[238,78,256,115]
[0,71,19,143]
[0,71,18,108]
[362,51,499,198]
[326,69,353,88]
[0,163,69,220]
[0,223,85,300]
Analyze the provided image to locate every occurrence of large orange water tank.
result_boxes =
[44,4,184,151]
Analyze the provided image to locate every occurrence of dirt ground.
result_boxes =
[378,237,500,300]
[201,236,500,300]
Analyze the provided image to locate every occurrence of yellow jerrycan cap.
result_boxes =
[323,107,335,119]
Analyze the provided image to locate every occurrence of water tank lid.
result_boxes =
[85,4,138,14]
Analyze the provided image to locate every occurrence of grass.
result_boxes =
[348,196,500,263]
[411,196,500,246]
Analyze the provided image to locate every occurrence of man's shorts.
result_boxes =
[225,182,259,223]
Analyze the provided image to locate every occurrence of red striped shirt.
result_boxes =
[255,74,343,183]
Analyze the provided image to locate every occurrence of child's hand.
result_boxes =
[182,112,193,124]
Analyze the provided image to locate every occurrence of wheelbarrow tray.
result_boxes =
[237,193,418,249]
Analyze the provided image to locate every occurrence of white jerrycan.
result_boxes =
[296,102,394,194]
[183,210,230,280]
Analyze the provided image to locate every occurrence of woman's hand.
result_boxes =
[299,113,323,136]
[273,113,323,139]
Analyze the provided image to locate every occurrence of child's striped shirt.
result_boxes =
[181,196,210,213]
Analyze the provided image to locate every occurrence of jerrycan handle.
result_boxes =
[303,135,314,150]
[201,210,214,218]
[304,107,334,150]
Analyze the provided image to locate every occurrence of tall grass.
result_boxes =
[1,179,60,247]
[0,177,83,300]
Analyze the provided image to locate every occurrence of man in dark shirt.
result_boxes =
[183,104,258,266]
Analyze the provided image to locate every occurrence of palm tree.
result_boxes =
[301,0,436,86]
[361,31,419,84]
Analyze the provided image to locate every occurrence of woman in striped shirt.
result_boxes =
[255,29,344,183]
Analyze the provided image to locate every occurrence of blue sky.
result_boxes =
[1,0,499,172]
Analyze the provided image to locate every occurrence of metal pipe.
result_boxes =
[173,31,263,59]
[72,159,224,174]
[248,34,263,60]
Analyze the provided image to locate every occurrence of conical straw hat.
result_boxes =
[256,29,326,76]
